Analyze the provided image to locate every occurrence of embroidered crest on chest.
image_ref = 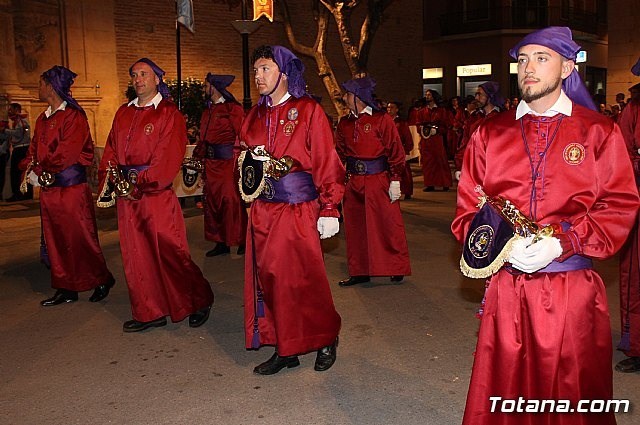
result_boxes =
[283,121,295,136]
[363,123,372,133]
[562,143,585,165]
[144,123,154,135]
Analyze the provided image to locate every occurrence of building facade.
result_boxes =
[0,0,423,146]
[422,0,611,105]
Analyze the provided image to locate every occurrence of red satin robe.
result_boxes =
[393,115,414,198]
[195,101,247,246]
[617,99,640,357]
[336,111,411,277]
[409,105,452,188]
[454,108,499,172]
[241,95,344,357]
[452,105,639,425]
[99,99,213,323]
[27,107,112,291]
[446,106,465,159]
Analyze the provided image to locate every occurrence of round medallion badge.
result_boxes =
[467,225,494,259]
[144,123,154,135]
[563,143,585,165]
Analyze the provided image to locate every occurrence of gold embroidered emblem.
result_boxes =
[363,123,372,133]
[563,143,585,165]
[144,123,154,135]
[283,122,295,136]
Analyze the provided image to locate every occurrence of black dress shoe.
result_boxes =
[390,275,404,283]
[404,195,412,200]
[237,245,246,255]
[615,356,640,373]
[314,337,338,372]
[123,317,167,333]
[443,187,449,192]
[40,290,78,306]
[89,276,116,302]
[188,304,212,328]
[206,242,230,257]
[338,276,370,287]
[253,352,300,375]
[422,186,435,192]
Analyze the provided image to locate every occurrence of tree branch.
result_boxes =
[281,0,315,57]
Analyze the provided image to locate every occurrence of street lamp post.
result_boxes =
[232,1,261,111]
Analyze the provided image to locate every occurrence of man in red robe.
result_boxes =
[240,45,343,375]
[25,66,114,306]
[616,81,640,373]
[454,81,504,180]
[98,58,213,332]
[408,89,452,191]
[452,27,639,425]
[193,73,247,257]
[386,101,414,200]
[335,77,411,286]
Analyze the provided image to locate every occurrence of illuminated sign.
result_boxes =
[423,68,443,79]
[253,0,274,22]
[457,64,492,77]
[576,50,587,63]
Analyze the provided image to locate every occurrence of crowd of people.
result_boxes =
[3,25,640,424]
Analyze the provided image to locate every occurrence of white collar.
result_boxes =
[351,105,373,117]
[272,92,291,106]
[45,101,67,118]
[516,90,573,119]
[128,91,163,108]
[214,96,225,105]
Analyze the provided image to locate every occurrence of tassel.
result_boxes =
[618,320,631,352]
[40,232,50,269]
[256,290,265,317]
[251,323,260,349]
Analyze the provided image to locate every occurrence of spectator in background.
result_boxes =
[4,103,32,201]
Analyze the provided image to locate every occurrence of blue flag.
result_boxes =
[177,0,194,33]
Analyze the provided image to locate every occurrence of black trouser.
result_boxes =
[10,146,32,200]
[0,152,8,200]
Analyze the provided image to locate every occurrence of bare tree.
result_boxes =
[282,0,395,116]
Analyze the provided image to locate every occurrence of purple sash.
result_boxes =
[50,164,87,187]
[538,254,592,272]
[346,156,388,175]
[205,143,234,160]
[257,172,318,204]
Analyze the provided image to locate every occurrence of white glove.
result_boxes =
[508,235,563,273]
[250,145,270,161]
[317,217,339,239]
[454,170,462,181]
[388,181,401,202]
[28,171,40,187]
[429,127,437,136]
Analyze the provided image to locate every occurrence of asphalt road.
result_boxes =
[1,179,638,425]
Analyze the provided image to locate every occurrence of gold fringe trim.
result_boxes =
[96,176,115,209]
[459,236,517,279]
[237,150,267,203]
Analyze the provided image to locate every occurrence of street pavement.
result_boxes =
[1,177,638,425]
